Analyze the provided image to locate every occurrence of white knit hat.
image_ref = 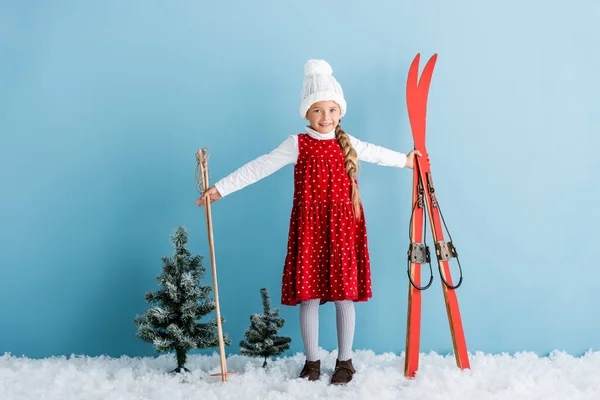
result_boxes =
[299,59,347,119]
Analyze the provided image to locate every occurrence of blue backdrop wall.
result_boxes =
[1,0,599,359]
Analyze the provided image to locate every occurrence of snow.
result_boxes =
[2,349,600,400]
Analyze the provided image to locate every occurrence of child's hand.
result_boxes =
[195,186,222,207]
[404,150,422,169]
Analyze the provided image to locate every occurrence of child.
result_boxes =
[196,59,420,385]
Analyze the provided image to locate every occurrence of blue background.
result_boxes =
[1,0,598,359]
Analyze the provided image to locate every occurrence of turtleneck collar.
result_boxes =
[304,125,336,140]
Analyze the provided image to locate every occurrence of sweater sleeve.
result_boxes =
[213,135,298,198]
[347,134,407,168]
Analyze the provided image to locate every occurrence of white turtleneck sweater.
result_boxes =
[214,126,408,198]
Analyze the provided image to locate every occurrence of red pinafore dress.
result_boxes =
[281,133,372,306]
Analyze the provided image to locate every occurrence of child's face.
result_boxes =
[306,101,341,134]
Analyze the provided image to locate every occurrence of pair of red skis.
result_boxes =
[403,53,470,378]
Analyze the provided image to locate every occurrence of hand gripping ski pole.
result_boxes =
[404,54,470,378]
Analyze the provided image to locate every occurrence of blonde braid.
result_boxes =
[335,124,361,219]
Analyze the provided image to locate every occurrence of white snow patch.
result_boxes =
[2,349,600,400]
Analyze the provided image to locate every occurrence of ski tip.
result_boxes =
[408,54,421,77]
[411,53,438,74]
[412,53,421,65]
[406,54,420,94]
[425,53,438,67]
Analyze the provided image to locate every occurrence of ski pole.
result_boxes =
[195,148,235,382]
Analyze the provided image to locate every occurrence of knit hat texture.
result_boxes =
[299,59,346,118]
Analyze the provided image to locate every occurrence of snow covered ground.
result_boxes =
[2,349,600,400]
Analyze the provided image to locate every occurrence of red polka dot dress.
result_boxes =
[281,133,372,306]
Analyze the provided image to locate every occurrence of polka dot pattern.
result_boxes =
[281,134,372,306]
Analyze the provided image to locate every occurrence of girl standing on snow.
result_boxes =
[196,59,420,385]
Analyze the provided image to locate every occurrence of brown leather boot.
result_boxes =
[331,359,356,385]
[299,360,320,381]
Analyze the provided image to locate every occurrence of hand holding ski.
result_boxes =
[404,149,422,169]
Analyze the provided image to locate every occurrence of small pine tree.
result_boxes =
[134,225,230,373]
[239,288,291,368]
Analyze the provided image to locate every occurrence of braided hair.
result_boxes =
[334,123,361,219]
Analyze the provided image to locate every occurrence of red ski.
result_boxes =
[404,53,470,378]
